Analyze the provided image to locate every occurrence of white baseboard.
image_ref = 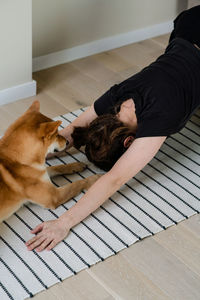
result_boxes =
[0,80,37,106]
[33,20,173,72]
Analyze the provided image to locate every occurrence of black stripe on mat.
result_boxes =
[131,177,186,219]
[168,136,200,157]
[159,149,200,180]
[0,234,47,289]
[188,119,200,127]
[125,178,180,224]
[194,113,200,119]
[149,161,200,205]
[109,197,154,234]
[141,169,199,214]
[157,154,200,195]
[0,257,33,298]
[0,280,14,300]
[178,131,200,146]
[154,154,200,195]
[184,125,200,138]
[118,189,168,229]
[96,204,141,240]
[88,212,128,247]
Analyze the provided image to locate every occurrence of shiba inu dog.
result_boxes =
[0,101,99,222]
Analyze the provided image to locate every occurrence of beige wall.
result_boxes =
[0,0,32,90]
[33,0,187,58]
[188,0,200,7]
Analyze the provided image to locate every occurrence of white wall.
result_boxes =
[33,0,187,58]
[188,0,200,7]
[0,0,35,105]
[0,0,32,90]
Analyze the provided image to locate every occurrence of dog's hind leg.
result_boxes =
[47,162,86,178]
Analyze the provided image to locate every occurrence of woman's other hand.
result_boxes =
[46,104,97,159]
[25,219,70,251]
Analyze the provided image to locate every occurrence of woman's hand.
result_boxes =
[46,105,97,159]
[25,219,70,252]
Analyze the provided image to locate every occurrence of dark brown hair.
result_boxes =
[72,114,134,171]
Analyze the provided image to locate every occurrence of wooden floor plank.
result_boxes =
[94,51,133,73]
[179,214,200,238]
[154,222,200,276]
[33,270,114,300]
[88,252,170,300]
[111,41,163,69]
[121,237,200,300]
[152,34,170,47]
[2,93,68,120]
[0,108,15,135]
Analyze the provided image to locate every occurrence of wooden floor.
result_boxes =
[1,34,200,300]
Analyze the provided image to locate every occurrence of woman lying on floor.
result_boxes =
[26,5,200,251]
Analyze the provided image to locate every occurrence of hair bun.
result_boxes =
[71,126,89,149]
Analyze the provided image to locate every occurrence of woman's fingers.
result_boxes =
[26,235,45,250]
[46,239,58,251]
[31,223,44,234]
[25,234,40,246]
[35,238,53,252]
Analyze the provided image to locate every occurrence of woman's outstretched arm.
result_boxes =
[26,136,166,252]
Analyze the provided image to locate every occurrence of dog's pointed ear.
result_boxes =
[26,101,40,113]
[39,120,62,139]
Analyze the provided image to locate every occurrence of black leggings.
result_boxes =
[169,5,200,48]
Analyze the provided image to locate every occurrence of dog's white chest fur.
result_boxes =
[42,171,51,183]
[32,163,51,183]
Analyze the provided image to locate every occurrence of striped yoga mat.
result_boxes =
[0,108,199,300]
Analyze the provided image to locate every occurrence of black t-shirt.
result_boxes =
[94,38,200,138]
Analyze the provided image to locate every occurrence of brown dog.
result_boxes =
[0,101,99,222]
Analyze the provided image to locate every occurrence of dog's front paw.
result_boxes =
[70,162,87,173]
